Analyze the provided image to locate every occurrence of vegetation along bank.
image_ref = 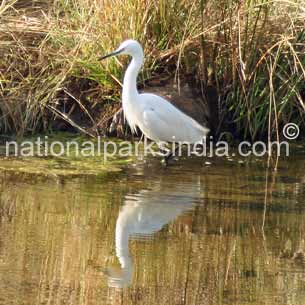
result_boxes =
[1,0,304,141]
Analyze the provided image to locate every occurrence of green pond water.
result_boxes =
[0,137,305,305]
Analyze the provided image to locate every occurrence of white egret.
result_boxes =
[100,40,209,163]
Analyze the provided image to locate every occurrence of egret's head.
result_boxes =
[99,40,143,60]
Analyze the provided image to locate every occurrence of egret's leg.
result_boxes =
[163,146,180,166]
[163,152,172,166]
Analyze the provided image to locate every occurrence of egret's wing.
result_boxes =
[140,94,209,143]
[141,108,178,142]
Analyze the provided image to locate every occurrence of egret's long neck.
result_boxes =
[122,54,143,99]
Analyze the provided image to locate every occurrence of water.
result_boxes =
[0,146,305,305]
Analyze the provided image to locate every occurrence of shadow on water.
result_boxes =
[0,146,305,305]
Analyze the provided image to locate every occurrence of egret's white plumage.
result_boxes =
[100,40,209,144]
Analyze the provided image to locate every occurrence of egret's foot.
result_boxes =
[160,146,180,166]
[162,153,178,166]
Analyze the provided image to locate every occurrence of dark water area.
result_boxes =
[0,143,305,305]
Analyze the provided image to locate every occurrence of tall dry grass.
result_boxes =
[0,0,304,140]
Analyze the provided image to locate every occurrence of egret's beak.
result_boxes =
[98,48,124,60]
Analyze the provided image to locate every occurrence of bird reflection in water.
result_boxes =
[106,171,202,288]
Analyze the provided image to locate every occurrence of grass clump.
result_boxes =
[0,0,304,140]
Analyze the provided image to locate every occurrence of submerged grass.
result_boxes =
[0,0,304,140]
